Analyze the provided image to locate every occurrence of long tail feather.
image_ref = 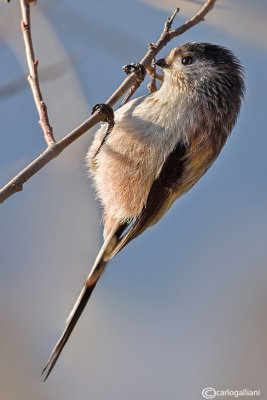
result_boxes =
[42,283,96,381]
[42,221,122,381]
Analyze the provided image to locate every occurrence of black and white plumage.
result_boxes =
[43,42,245,380]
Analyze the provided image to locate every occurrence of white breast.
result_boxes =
[114,85,191,174]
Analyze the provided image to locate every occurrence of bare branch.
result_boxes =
[0,0,217,205]
[169,0,216,39]
[165,7,180,33]
[19,0,55,145]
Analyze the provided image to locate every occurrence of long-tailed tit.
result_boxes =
[43,42,245,379]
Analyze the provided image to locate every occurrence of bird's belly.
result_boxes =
[91,127,163,221]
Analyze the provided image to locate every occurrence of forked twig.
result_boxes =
[165,6,180,32]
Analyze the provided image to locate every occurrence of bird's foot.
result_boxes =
[91,104,115,160]
[122,63,146,82]
[121,63,146,106]
[91,103,115,128]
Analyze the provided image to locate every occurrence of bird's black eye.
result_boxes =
[182,56,193,65]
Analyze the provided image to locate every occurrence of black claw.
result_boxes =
[90,104,115,159]
[122,63,146,81]
[91,103,114,126]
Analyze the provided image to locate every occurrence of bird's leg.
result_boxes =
[121,63,146,106]
[90,103,115,161]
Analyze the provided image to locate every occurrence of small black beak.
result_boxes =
[155,58,168,68]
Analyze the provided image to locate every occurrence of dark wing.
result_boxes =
[110,140,189,258]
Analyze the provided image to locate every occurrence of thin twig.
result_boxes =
[19,0,55,145]
[147,65,163,83]
[165,7,180,32]
[0,0,216,204]
[169,0,215,40]
[147,61,157,93]
[147,44,158,93]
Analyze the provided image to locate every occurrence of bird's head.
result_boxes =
[156,42,244,98]
[156,42,245,128]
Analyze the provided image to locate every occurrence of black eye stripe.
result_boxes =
[182,56,193,65]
